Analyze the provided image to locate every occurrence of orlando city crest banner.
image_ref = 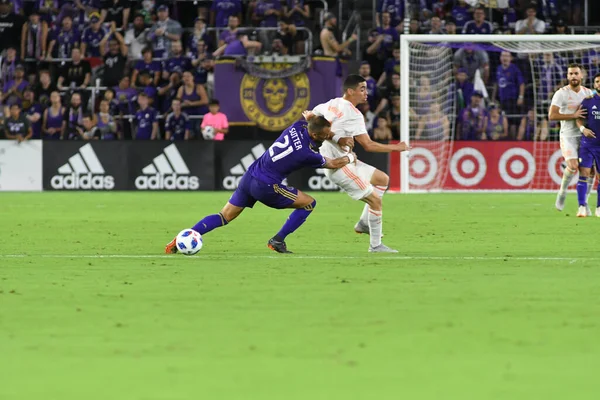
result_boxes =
[214,58,348,131]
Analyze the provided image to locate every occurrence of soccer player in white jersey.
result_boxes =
[549,63,592,212]
[305,75,409,253]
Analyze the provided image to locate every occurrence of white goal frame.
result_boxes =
[399,34,600,193]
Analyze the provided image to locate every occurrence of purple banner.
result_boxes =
[214,58,347,131]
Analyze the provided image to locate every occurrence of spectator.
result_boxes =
[187,17,212,56]
[12,0,23,15]
[445,18,457,34]
[492,51,524,138]
[453,47,490,83]
[201,99,228,141]
[374,71,400,116]
[102,88,120,115]
[165,98,191,140]
[414,75,433,117]
[47,15,80,60]
[274,18,302,55]
[124,13,149,60]
[452,67,474,111]
[2,64,28,105]
[429,16,445,34]
[284,0,309,28]
[96,99,119,139]
[137,0,155,26]
[57,47,91,108]
[451,0,471,31]
[42,90,64,139]
[80,112,99,140]
[462,7,493,34]
[72,0,101,32]
[100,22,128,87]
[191,43,211,84]
[134,92,159,140]
[177,70,208,136]
[100,0,130,31]
[4,103,31,142]
[357,102,375,135]
[211,0,242,28]
[21,10,48,63]
[36,0,59,25]
[62,91,84,140]
[376,0,403,28]
[80,12,106,57]
[162,40,191,80]
[252,0,282,50]
[457,91,486,140]
[214,30,262,56]
[218,15,239,47]
[482,104,508,140]
[149,4,183,58]
[377,45,400,86]
[319,13,356,57]
[132,47,161,87]
[416,101,450,141]
[387,93,400,138]
[0,0,25,53]
[376,12,399,57]
[552,19,568,35]
[515,4,545,34]
[373,115,392,141]
[538,52,564,104]
[362,29,386,80]
[359,62,378,111]
[137,71,157,106]
[35,69,56,109]
[114,75,137,115]
[408,18,421,34]
[0,46,19,88]
[22,87,43,139]
[158,71,182,113]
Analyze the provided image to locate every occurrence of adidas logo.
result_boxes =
[135,144,199,190]
[594,105,598,110]
[222,144,266,190]
[51,143,115,190]
[308,168,338,191]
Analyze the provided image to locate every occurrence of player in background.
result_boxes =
[304,75,409,253]
[549,63,593,213]
[165,117,358,254]
[575,72,600,217]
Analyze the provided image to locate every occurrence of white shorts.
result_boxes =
[326,160,376,200]
[560,136,581,161]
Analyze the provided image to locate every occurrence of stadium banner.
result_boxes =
[0,140,43,191]
[390,141,565,191]
[214,58,347,132]
[215,140,271,190]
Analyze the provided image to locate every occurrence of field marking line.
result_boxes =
[0,254,594,261]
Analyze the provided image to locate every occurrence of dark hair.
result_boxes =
[343,74,366,93]
[142,47,153,55]
[594,72,600,82]
[138,92,148,98]
[568,63,583,70]
[308,116,331,134]
[209,99,220,106]
[171,97,181,103]
[82,112,94,120]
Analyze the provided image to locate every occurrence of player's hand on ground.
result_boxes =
[338,136,354,149]
[583,128,596,138]
[574,105,587,119]
[394,142,411,152]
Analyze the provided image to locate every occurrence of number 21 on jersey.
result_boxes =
[269,135,293,162]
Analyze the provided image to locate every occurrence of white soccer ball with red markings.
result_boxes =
[176,229,203,255]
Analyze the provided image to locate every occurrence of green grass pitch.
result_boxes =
[1,192,599,399]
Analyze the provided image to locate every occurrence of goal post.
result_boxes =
[399,34,600,193]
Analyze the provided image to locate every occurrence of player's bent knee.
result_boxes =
[371,169,390,186]
[292,191,314,209]
[363,193,382,211]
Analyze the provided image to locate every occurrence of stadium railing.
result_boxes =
[341,10,361,61]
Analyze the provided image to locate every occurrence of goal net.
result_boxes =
[399,34,600,192]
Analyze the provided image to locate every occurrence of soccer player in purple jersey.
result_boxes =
[165,117,356,254]
[576,72,600,217]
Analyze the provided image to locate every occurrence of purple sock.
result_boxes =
[192,213,228,235]
[275,200,316,241]
[577,177,588,206]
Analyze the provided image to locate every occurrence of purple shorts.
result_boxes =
[229,173,298,209]
[579,145,600,169]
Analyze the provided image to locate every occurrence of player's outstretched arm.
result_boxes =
[354,133,410,153]
[548,104,586,121]
[323,153,357,169]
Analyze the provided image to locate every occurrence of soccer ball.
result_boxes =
[176,229,203,255]
[202,125,215,140]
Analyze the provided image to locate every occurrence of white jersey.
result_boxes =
[312,97,368,159]
[550,85,593,138]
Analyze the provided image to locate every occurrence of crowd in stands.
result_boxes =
[0,0,598,142]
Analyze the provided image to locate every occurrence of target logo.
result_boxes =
[450,147,487,187]
[548,149,578,186]
[409,147,438,186]
[498,148,536,187]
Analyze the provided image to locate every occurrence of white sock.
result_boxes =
[586,176,594,204]
[359,185,387,225]
[368,208,383,248]
[559,168,576,194]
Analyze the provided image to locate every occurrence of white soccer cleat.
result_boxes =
[577,205,587,218]
[595,207,600,217]
[555,192,566,211]
[368,243,398,253]
[587,205,592,217]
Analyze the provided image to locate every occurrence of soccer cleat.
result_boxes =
[577,205,587,218]
[267,238,293,254]
[165,237,178,254]
[596,207,600,217]
[354,221,369,235]
[587,205,592,217]
[555,192,566,211]
[368,243,399,253]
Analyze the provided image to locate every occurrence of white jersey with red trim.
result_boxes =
[312,97,368,159]
[550,85,593,138]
